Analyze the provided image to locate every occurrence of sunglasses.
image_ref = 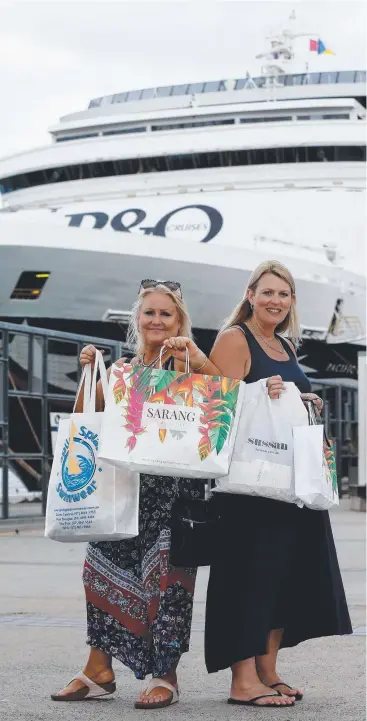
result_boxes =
[139,279,182,297]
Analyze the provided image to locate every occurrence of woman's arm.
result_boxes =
[163,330,250,378]
[209,328,250,379]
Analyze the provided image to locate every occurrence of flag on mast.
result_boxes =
[309,38,335,55]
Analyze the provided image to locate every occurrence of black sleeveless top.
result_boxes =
[237,324,311,394]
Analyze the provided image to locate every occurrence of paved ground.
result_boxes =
[0,501,365,721]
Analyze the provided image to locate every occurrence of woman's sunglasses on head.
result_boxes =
[139,279,182,297]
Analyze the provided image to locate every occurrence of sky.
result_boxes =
[0,0,366,159]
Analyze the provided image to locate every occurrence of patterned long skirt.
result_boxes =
[82,474,203,680]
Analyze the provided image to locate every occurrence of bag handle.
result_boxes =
[89,349,108,412]
[304,399,331,449]
[158,345,190,373]
[73,363,92,413]
[73,350,108,414]
[304,399,318,426]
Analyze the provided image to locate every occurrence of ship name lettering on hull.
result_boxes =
[65,204,223,243]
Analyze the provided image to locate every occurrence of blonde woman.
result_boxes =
[51,280,207,710]
[201,261,352,707]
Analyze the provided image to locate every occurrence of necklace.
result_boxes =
[139,352,162,368]
[250,320,285,355]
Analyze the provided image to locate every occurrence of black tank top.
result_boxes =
[237,324,311,394]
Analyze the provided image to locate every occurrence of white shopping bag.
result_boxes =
[45,351,139,542]
[216,379,308,502]
[293,402,339,511]
[99,350,245,479]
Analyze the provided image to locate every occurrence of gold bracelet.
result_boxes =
[191,356,207,372]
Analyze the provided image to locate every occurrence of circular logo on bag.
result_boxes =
[61,437,96,492]
[55,425,102,503]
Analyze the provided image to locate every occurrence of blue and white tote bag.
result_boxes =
[45,351,139,542]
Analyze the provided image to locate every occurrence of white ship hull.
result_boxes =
[0,183,365,341]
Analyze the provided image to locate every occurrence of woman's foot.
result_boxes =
[53,667,115,698]
[260,673,303,699]
[136,672,178,706]
[230,681,295,706]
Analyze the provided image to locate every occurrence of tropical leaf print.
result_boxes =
[116,366,241,459]
[149,369,178,393]
[112,368,128,404]
[198,431,211,460]
[122,366,154,452]
[197,376,241,457]
[324,439,338,495]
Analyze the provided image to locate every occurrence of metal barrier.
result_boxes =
[0,321,126,519]
[310,380,358,495]
[0,321,359,518]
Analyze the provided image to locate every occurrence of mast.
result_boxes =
[255,9,317,88]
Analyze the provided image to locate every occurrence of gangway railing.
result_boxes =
[0,321,126,519]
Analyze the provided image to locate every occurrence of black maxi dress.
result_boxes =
[205,325,352,673]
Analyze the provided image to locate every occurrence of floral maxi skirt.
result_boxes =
[82,474,202,679]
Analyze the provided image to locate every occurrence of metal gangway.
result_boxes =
[0,321,126,519]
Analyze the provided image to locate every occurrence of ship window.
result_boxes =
[320,72,338,84]
[240,116,292,123]
[56,133,98,142]
[10,272,50,300]
[188,82,205,94]
[355,70,366,83]
[337,71,356,83]
[322,114,349,120]
[291,74,305,86]
[151,118,234,131]
[103,127,146,135]
[171,84,189,95]
[252,76,265,88]
[113,92,128,103]
[88,98,102,108]
[2,146,365,194]
[156,86,172,97]
[235,78,246,90]
[126,90,142,101]
[140,88,155,99]
[304,72,320,84]
[203,81,220,93]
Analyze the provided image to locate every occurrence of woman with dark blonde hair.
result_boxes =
[202,260,352,707]
[51,279,209,710]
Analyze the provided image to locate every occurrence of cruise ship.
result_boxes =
[0,19,366,349]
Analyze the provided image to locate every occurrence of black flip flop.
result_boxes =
[228,691,295,707]
[270,682,303,701]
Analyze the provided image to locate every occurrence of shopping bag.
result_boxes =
[45,350,140,542]
[216,379,309,502]
[99,349,245,479]
[293,401,339,510]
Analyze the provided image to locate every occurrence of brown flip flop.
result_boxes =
[51,671,116,701]
[134,678,179,709]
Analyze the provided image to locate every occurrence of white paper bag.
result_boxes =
[99,350,245,479]
[45,351,139,542]
[293,403,339,511]
[216,379,308,502]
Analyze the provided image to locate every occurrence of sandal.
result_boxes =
[51,671,116,701]
[228,691,295,708]
[270,682,303,701]
[134,678,179,709]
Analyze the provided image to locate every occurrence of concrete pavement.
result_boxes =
[0,501,365,721]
